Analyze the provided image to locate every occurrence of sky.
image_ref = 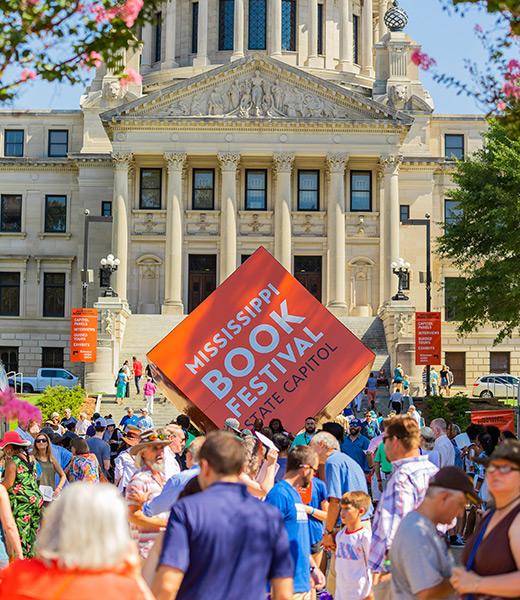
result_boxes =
[10,0,499,114]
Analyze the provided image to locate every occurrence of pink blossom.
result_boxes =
[20,69,37,82]
[411,48,436,71]
[474,24,482,34]
[496,101,507,111]
[120,67,142,86]
[81,50,103,71]
[502,82,520,99]
[0,388,41,427]
[120,0,144,27]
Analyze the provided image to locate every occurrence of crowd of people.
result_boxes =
[0,385,518,600]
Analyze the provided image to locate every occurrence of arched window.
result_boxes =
[281,0,296,51]
[248,0,267,50]
[219,0,234,50]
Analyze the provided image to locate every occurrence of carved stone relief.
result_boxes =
[133,213,166,235]
[394,311,412,336]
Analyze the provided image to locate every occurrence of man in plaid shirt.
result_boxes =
[368,415,438,581]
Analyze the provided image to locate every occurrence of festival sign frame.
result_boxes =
[147,247,375,433]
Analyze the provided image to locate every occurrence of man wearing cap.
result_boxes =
[86,417,111,481]
[389,467,481,600]
[223,417,240,433]
[126,429,171,559]
[137,408,154,431]
[119,407,139,429]
[341,419,370,474]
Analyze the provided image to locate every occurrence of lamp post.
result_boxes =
[391,257,410,301]
[100,254,120,297]
[402,213,432,396]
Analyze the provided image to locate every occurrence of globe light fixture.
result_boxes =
[100,254,119,297]
[391,257,410,301]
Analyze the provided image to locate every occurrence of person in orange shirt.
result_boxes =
[0,483,154,600]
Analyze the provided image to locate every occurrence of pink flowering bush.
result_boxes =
[0,388,41,426]
[120,67,142,86]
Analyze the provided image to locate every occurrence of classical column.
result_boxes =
[162,152,187,314]
[336,0,352,70]
[361,0,374,77]
[141,24,153,72]
[380,154,402,301]
[111,152,133,302]
[271,0,282,57]
[231,0,245,60]
[379,0,388,39]
[305,0,320,66]
[273,154,294,271]
[218,153,241,283]
[193,0,209,66]
[163,0,178,68]
[326,154,349,316]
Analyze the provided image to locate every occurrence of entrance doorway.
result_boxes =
[294,256,322,302]
[188,255,217,312]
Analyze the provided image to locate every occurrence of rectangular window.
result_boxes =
[43,273,66,317]
[445,277,462,322]
[444,199,462,228]
[101,201,112,217]
[445,351,466,386]
[192,2,199,53]
[350,171,372,211]
[353,14,359,64]
[0,347,18,373]
[248,0,267,50]
[298,171,319,211]
[282,0,296,51]
[4,130,24,157]
[0,272,20,316]
[245,170,267,210]
[219,0,234,50]
[140,168,162,209]
[45,195,67,232]
[317,3,323,55]
[193,169,215,209]
[154,12,163,62]
[0,194,22,232]
[490,352,510,374]
[48,130,69,157]
[445,134,464,160]
[400,205,410,222]
[42,347,64,369]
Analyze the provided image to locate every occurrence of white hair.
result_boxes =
[79,412,87,419]
[431,418,447,433]
[36,483,131,570]
[311,431,340,451]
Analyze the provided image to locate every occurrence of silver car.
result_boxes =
[472,373,520,399]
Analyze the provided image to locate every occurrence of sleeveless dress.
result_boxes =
[462,503,520,599]
[5,455,43,558]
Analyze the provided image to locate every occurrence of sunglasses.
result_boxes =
[487,464,520,474]
[35,439,48,444]
[300,464,318,474]
[146,433,166,441]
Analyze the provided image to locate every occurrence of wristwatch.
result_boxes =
[325,529,334,535]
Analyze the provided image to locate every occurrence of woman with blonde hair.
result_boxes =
[240,436,278,497]
[32,432,66,502]
[0,483,154,599]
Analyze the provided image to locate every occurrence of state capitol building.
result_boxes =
[0,0,515,395]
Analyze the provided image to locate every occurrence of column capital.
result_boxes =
[111,152,133,171]
[217,152,241,173]
[379,154,403,176]
[272,153,295,174]
[164,152,188,172]
[326,154,349,174]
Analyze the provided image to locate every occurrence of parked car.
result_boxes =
[8,368,78,393]
[472,373,520,399]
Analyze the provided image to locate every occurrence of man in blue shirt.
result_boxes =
[119,407,139,429]
[341,418,370,473]
[266,445,326,597]
[137,408,154,430]
[152,432,294,600]
[129,437,205,516]
[60,408,77,429]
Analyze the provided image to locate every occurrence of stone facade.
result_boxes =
[0,0,514,394]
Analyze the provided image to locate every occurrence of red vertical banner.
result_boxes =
[415,312,442,366]
[71,308,98,363]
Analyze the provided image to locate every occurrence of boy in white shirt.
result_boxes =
[335,491,372,600]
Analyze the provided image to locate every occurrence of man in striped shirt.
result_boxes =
[368,415,438,582]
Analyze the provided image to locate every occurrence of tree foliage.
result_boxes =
[437,119,520,343]
[0,0,165,102]
[37,385,86,422]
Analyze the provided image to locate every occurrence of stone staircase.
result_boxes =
[338,316,390,376]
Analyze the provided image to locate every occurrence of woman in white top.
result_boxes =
[75,413,91,437]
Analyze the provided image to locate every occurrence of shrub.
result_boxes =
[37,385,86,423]
[425,393,471,431]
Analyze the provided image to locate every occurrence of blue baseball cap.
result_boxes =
[350,418,363,427]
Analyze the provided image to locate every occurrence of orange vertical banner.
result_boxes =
[415,312,442,365]
[71,308,98,363]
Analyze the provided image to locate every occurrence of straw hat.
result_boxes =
[129,428,171,456]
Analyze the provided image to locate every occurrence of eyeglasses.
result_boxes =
[300,464,318,474]
[35,439,48,444]
[383,436,394,444]
[146,433,166,441]
[487,464,520,475]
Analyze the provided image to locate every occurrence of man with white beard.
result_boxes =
[126,429,171,558]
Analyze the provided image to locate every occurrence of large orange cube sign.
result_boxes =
[147,248,375,433]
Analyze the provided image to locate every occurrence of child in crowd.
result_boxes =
[335,491,372,600]
[143,377,156,414]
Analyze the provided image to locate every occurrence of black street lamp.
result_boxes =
[391,257,410,301]
[100,254,120,297]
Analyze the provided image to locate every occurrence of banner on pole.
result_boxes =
[415,312,442,365]
[471,409,515,433]
[147,247,375,433]
[71,308,98,363]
